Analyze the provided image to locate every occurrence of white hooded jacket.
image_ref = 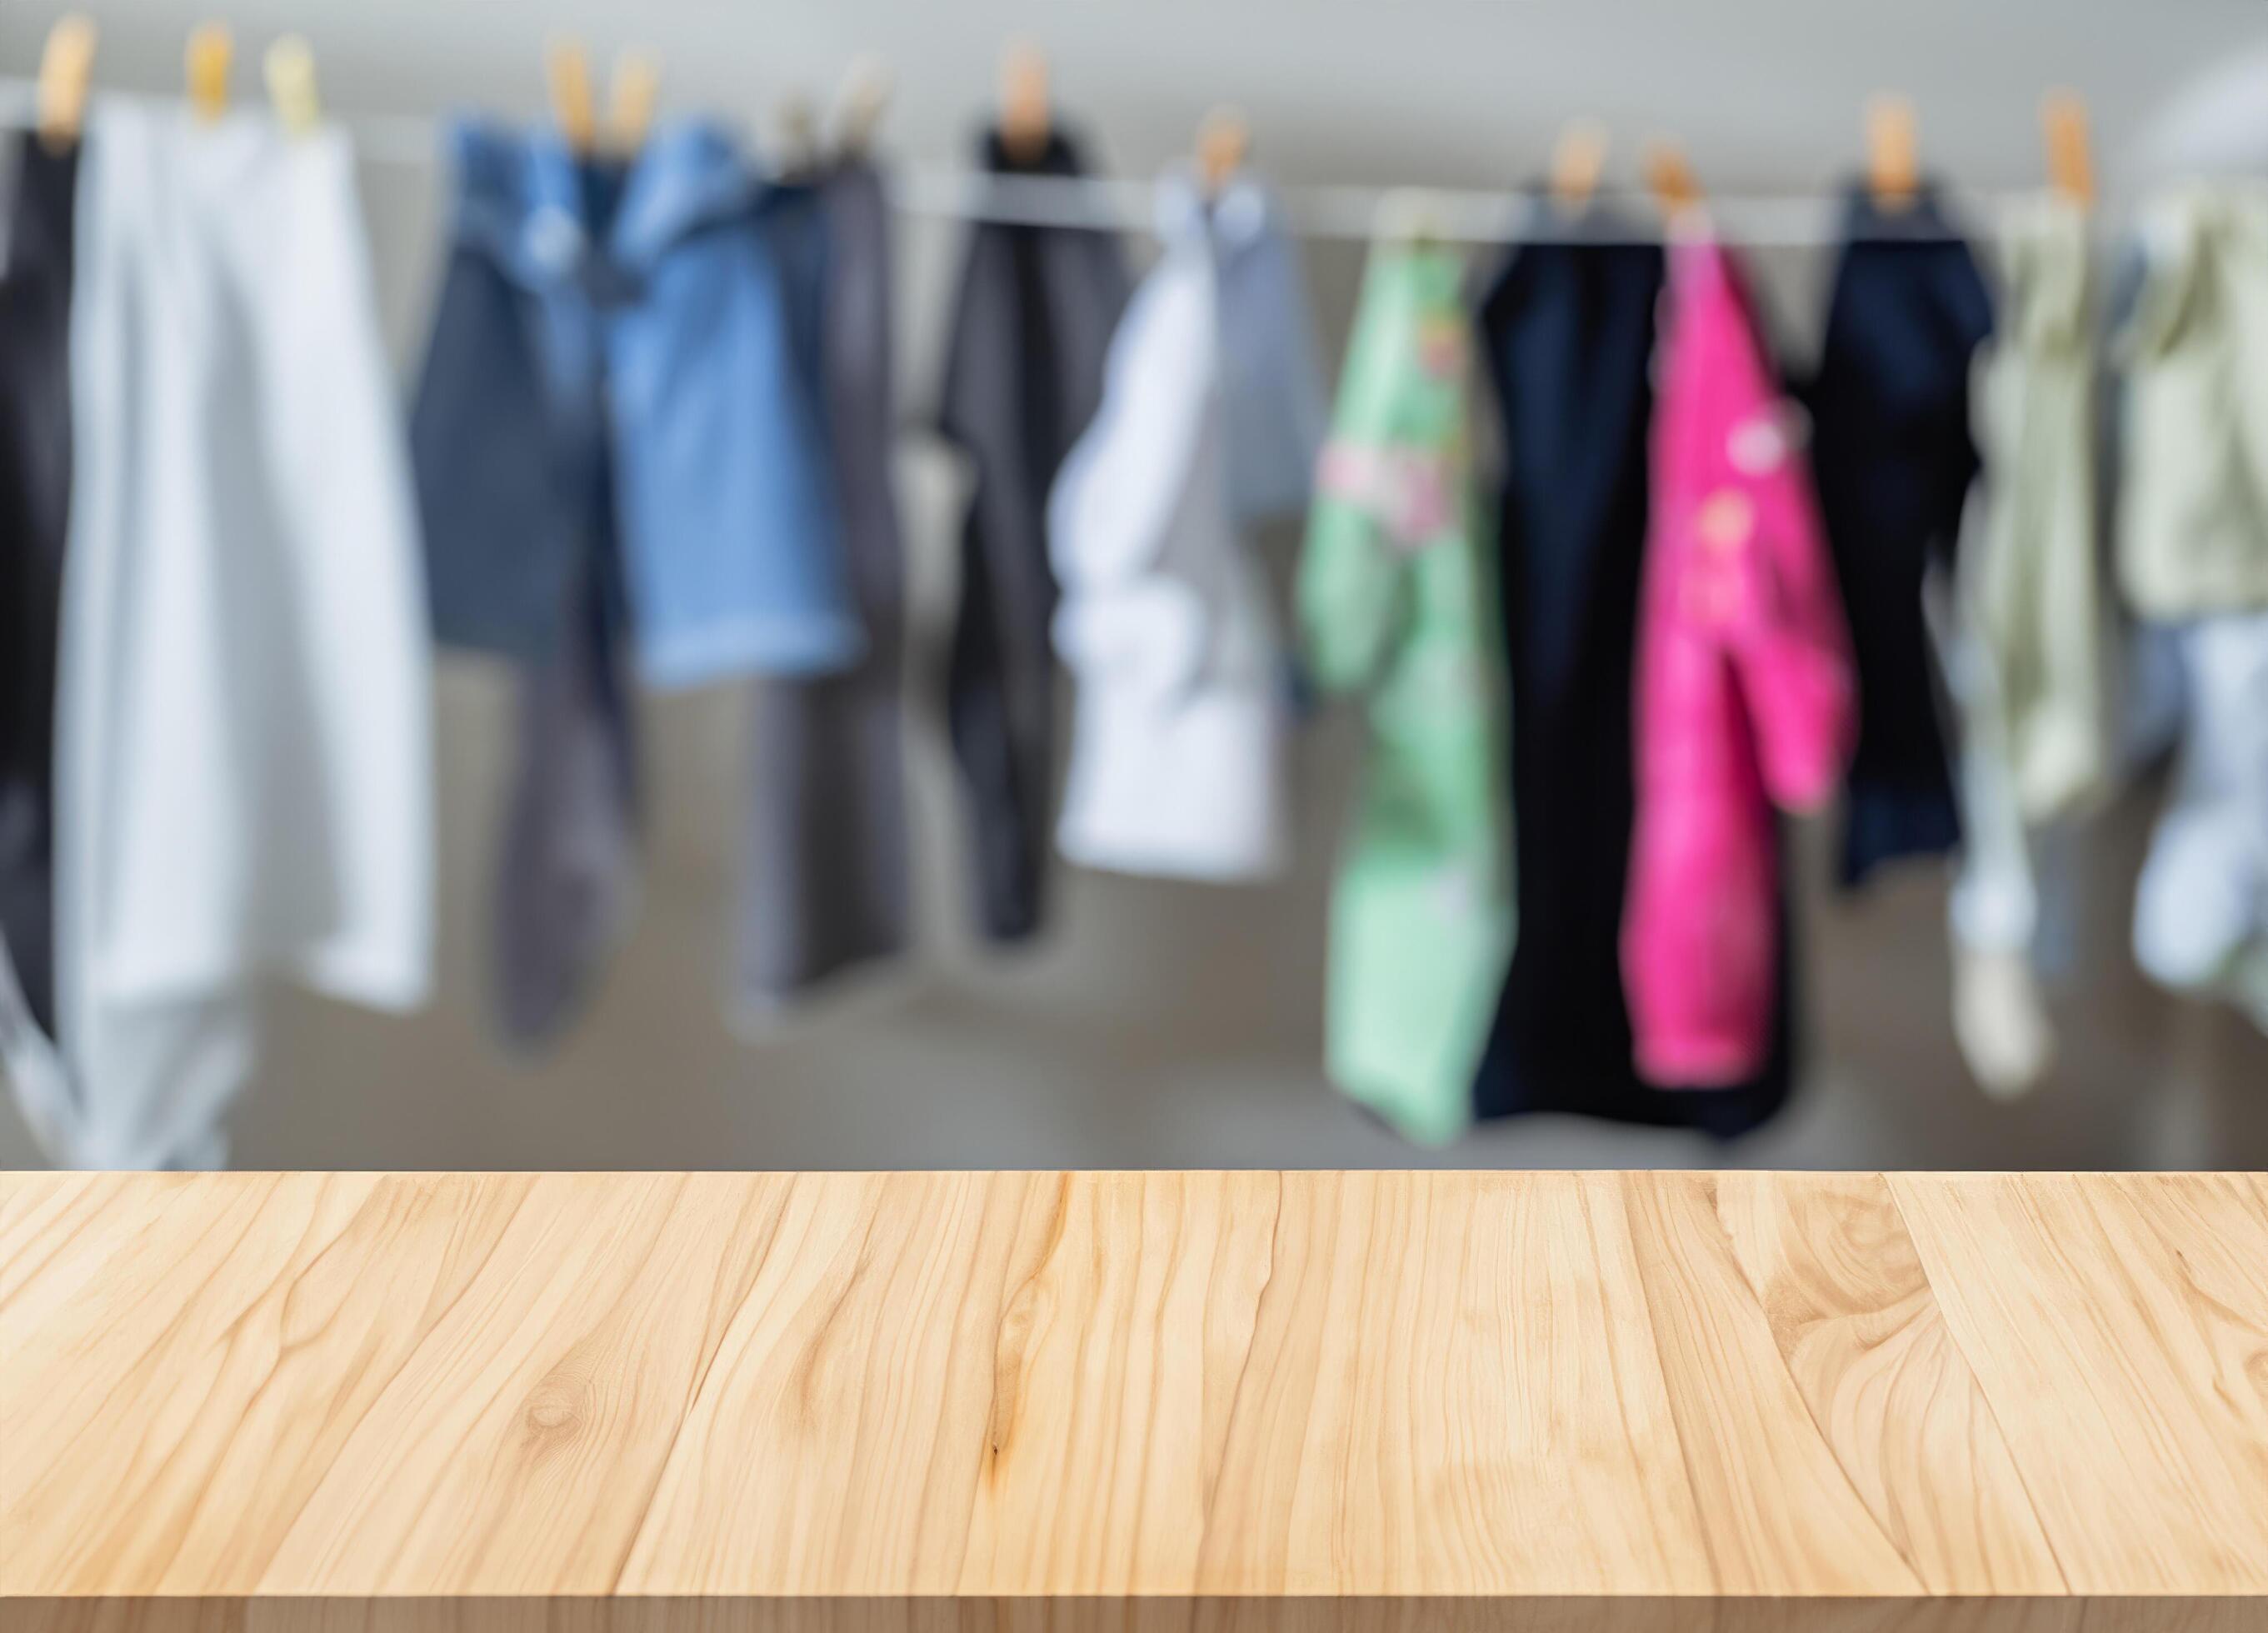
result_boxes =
[1047,172,1325,881]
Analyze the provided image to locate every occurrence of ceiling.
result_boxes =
[5,0,2266,193]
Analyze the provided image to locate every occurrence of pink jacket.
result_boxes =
[1623,236,1856,1086]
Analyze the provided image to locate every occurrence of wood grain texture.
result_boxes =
[2,1171,2264,1628]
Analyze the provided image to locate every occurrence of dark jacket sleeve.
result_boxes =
[411,246,582,659]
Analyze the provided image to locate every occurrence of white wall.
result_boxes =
[3,1,2266,1171]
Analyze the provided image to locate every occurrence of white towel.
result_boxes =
[2,102,432,1168]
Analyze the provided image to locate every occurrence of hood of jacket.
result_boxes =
[447,116,772,291]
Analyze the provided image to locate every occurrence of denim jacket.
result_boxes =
[413,118,861,686]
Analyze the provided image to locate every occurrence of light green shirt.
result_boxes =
[1298,237,1513,1144]
[1966,193,2111,822]
[2117,182,2268,619]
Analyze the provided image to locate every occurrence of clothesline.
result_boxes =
[230,107,2063,246]
[886,172,2029,247]
[0,77,2045,247]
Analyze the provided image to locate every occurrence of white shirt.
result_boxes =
[4,102,432,1167]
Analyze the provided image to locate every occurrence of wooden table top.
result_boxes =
[2,1170,2265,1630]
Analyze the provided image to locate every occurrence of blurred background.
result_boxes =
[2,0,2265,1171]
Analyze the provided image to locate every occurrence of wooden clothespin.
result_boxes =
[2042,89,2095,209]
[1866,93,1920,210]
[264,34,321,137]
[997,40,1050,162]
[1549,117,1609,216]
[1643,139,1704,225]
[1195,106,1249,197]
[830,55,893,157]
[546,38,598,157]
[606,52,661,157]
[35,15,97,152]
[185,22,232,123]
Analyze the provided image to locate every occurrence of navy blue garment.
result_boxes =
[412,118,860,687]
[1806,184,1995,886]
[936,127,1129,943]
[0,134,77,1039]
[493,545,642,1046]
[737,159,912,1008]
[1471,216,1793,1138]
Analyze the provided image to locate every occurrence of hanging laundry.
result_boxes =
[2131,612,2268,1031]
[411,119,853,1045]
[936,125,1128,940]
[492,559,641,1044]
[1472,208,1792,1136]
[1806,183,1995,886]
[1941,595,2081,1093]
[1622,231,1854,1087]
[1945,734,2058,1092]
[1941,194,2109,1096]
[1299,225,1511,1143]
[1047,170,1323,881]
[4,102,432,1168]
[0,130,77,1043]
[414,118,861,682]
[2116,182,2268,619]
[2116,182,2268,1033]
[738,156,912,1010]
[1938,522,2066,1099]
[1965,194,2111,821]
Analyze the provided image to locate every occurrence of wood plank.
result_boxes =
[2,1170,2264,1625]
[1616,1172,1923,1594]
[619,1172,1722,1596]
[1710,1171,2067,1593]
[253,1173,789,1593]
[1887,1171,2268,1596]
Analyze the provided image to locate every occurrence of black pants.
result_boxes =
[0,134,78,1037]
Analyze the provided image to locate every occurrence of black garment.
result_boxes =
[1471,222,1792,1137]
[0,135,78,1038]
[936,127,1128,942]
[738,159,911,1006]
[1806,185,1994,886]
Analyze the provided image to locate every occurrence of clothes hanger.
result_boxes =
[2041,89,2096,209]
[1643,139,1705,228]
[35,14,97,152]
[997,39,1051,162]
[264,34,321,137]
[1548,117,1609,216]
[829,55,893,159]
[1866,92,1921,211]
[545,37,598,157]
[185,22,232,123]
[606,52,660,157]
[1195,106,1249,197]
